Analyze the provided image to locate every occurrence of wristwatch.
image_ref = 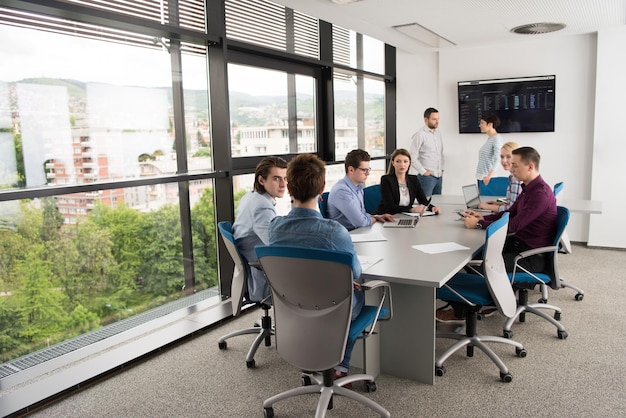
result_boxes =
[475,222,483,230]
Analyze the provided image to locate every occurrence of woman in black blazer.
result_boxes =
[375,148,440,215]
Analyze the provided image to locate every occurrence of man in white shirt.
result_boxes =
[409,107,444,197]
[232,156,288,302]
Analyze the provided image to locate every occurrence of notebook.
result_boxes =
[462,184,491,212]
[383,217,419,228]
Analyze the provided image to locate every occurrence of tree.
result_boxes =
[139,204,185,296]
[89,203,143,296]
[14,245,67,342]
[191,188,218,289]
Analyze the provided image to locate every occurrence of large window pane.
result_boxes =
[364,77,385,158]
[181,48,213,169]
[0,24,173,193]
[228,64,317,158]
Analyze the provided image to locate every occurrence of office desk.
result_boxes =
[352,206,485,384]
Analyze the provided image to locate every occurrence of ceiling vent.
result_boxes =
[511,22,566,35]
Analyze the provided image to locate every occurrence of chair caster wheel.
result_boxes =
[538,298,547,304]
[554,312,562,320]
[575,293,584,301]
[503,330,513,339]
[263,407,274,418]
[516,347,527,358]
[218,341,227,350]
[365,380,377,392]
[301,375,312,386]
[435,366,445,377]
[246,359,256,368]
[558,330,568,339]
[500,372,513,382]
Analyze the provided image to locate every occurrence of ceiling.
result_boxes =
[271,0,626,53]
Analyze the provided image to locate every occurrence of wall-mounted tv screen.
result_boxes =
[458,75,555,133]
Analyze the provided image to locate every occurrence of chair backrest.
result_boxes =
[545,206,570,286]
[363,184,381,214]
[482,212,518,318]
[217,221,247,316]
[553,181,564,197]
[318,191,329,218]
[255,245,354,372]
[478,176,509,196]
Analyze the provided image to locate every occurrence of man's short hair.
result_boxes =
[424,107,439,119]
[253,156,288,193]
[481,113,501,128]
[512,146,541,169]
[287,154,325,202]
[344,149,371,173]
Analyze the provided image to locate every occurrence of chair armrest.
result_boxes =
[360,280,393,339]
[515,245,558,259]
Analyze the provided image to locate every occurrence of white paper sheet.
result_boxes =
[357,255,383,271]
[350,233,387,243]
[412,242,470,254]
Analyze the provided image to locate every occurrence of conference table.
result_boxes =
[351,203,486,385]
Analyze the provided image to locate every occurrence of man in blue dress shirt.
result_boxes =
[327,149,393,230]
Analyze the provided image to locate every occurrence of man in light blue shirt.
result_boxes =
[232,156,287,302]
[409,107,444,197]
[327,149,393,230]
[269,153,364,380]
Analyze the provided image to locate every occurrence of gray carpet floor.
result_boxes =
[27,244,626,417]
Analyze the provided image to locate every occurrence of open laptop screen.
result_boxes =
[462,184,481,209]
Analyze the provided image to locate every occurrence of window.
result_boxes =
[228,64,317,158]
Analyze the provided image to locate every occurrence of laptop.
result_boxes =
[462,184,491,212]
[383,217,419,228]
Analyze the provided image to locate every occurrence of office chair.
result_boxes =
[547,182,584,301]
[363,184,381,215]
[255,245,392,418]
[436,213,527,382]
[216,221,273,368]
[478,176,509,197]
[318,191,329,218]
[503,206,570,340]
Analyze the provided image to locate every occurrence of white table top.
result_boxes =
[352,205,486,288]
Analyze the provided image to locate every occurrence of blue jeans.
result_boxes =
[336,289,365,373]
[418,174,443,197]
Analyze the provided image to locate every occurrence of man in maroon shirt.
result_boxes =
[462,146,557,272]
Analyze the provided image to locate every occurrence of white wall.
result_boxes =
[397,34,606,244]
[588,26,626,248]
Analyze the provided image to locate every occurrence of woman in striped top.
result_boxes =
[478,141,522,212]
[476,113,504,185]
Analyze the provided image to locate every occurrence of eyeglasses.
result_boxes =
[356,167,372,174]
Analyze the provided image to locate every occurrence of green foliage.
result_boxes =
[191,188,218,288]
[139,204,185,295]
[1,188,221,361]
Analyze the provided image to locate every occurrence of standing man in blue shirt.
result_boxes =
[409,107,444,197]
[232,156,288,302]
[269,153,363,381]
[327,149,394,230]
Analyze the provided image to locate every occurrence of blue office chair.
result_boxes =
[549,182,584,301]
[318,191,330,218]
[256,245,392,417]
[478,176,509,197]
[216,221,273,368]
[363,184,381,215]
[436,213,527,382]
[503,206,570,340]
